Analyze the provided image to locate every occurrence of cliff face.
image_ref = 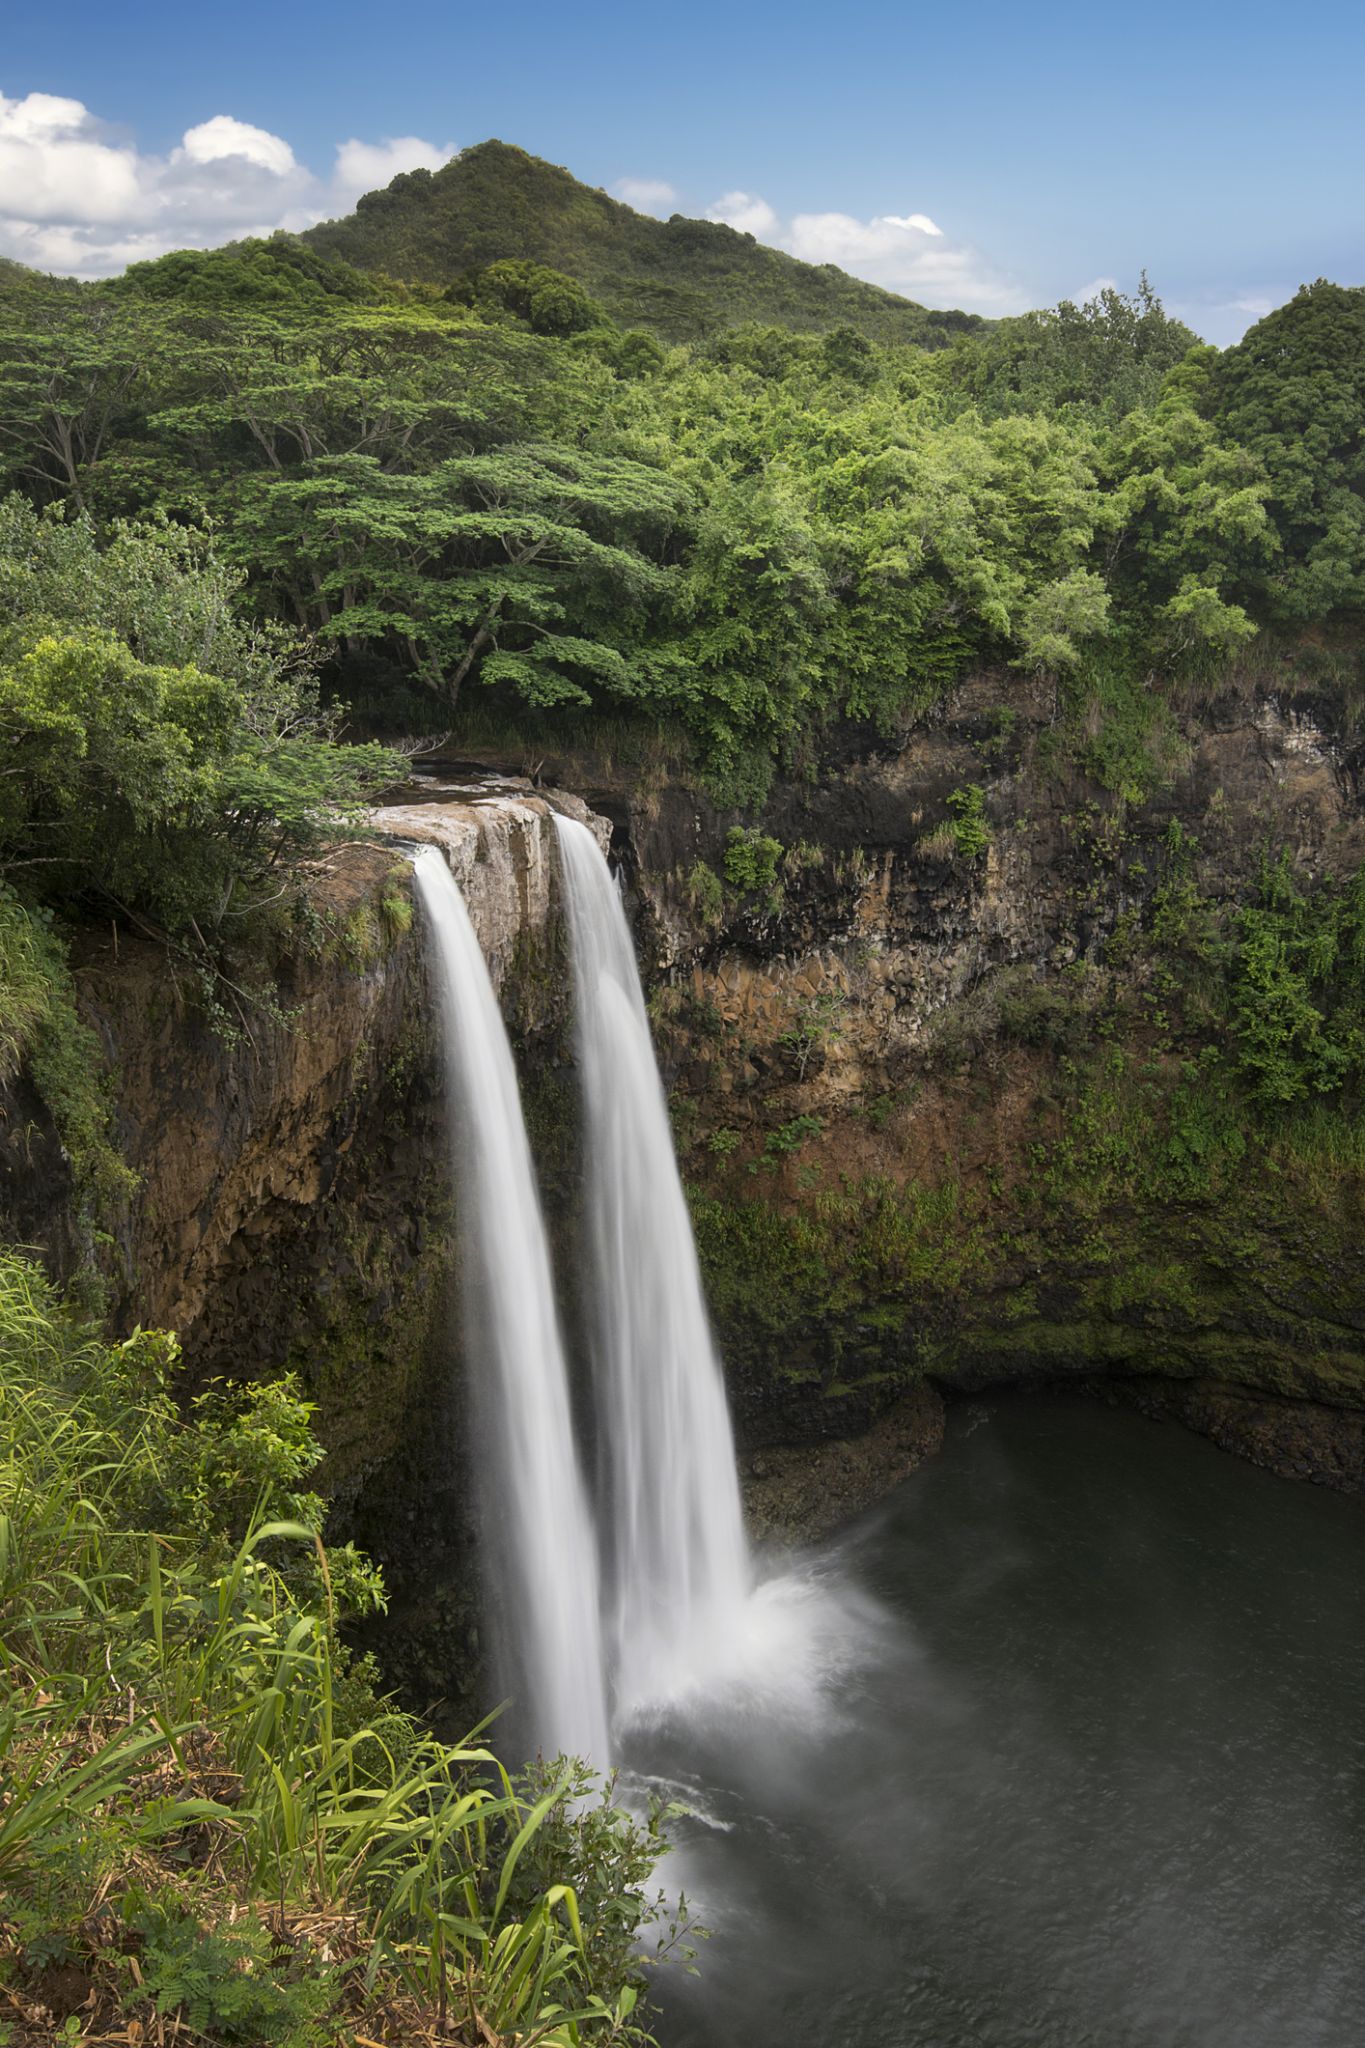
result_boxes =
[465,666,1365,1508]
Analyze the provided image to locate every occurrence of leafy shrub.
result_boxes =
[760,1114,824,1166]
[0,884,134,1203]
[723,827,784,893]
[777,987,847,1079]
[946,785,990,859]
[685,857,725,926]
[0,500,398,944]
[1228,857,1365,1105]
[131,1900,336,2047]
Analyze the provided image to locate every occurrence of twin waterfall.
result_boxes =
[411,820,750,1766]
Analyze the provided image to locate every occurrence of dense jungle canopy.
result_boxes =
[1,153,1361,820]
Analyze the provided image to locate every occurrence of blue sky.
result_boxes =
[4,0,1362,340]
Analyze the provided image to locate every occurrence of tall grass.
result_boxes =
[0,1248,673,2046]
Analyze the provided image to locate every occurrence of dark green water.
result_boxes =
[631,1397,1364,2048]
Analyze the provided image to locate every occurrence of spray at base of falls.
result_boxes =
[410,844,611,1767]
[553,816,752,1724]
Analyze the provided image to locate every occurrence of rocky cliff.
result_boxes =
[449,662,1365,1513]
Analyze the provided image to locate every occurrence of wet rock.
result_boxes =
[741,1382,947,1544]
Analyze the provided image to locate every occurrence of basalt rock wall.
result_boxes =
[442,665,1365,1511]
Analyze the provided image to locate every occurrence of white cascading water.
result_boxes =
[553,816,751,1720]
[410,843,611,1767]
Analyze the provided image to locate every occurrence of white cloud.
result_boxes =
[707,189,779,237]
[0,91,142,224]
[1068,275,1120,305]
[693,181,1020,313]
[612,176,677,214]
[332,134,455,200]
[0,87,1026,319]
[0,87,453,276]
[180,114,298,177]
[785,208,1024,313]
[883,212,942,237]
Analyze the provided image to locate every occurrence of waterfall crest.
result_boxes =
[411,844,610,1766]
[553,816,750,1719]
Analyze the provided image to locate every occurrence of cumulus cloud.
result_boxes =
[706,189,779,237]
[1,86,1024,318]
[785,207,1023,311]
[180,114,298,177]
[332,134,454,201]
[882,212,943,237]
[0,87,454,276]
[0,92,142,225]
[612,176,677,214]
[697,182,1021,313]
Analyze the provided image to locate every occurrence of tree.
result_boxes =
[1097,403,1274,655]
[1212,281,1365,620]
[446,259,608,336]
[230,444,685,708]
[0,277,167,510]
[0,499,395,937]
[937,276,1201,423]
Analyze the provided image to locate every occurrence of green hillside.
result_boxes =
[302,138,985,345]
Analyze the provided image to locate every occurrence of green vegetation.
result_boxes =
[938,275,1199,422]
[0,1249,678,2046]
[1228,855,1365,1106]
[688,812,1365,1409]
[945,785,990,859]
[303,140,982,347]
[0,229,1359,813]
[776,988,848,1081]
[0,494,399,1211]
[2,147,1365,2038]
[722,827,785,893]
[0,885,133,1205]
[691,1171,986,1380]
[0,501,397,932]
[1210,280,1365,621]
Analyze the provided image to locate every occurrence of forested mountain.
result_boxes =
[1,225,1359,807]
[302,139,985,345]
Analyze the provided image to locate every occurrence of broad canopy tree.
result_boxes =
[229,443,686,709]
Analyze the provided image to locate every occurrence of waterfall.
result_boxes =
[553,816,750,1720]
[410,844,610,1767]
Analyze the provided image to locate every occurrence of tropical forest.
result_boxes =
[0,25,1363,2048]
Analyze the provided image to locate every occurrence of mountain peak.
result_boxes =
[303,140,984,347]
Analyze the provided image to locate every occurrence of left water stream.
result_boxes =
[410,842,610,1768]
